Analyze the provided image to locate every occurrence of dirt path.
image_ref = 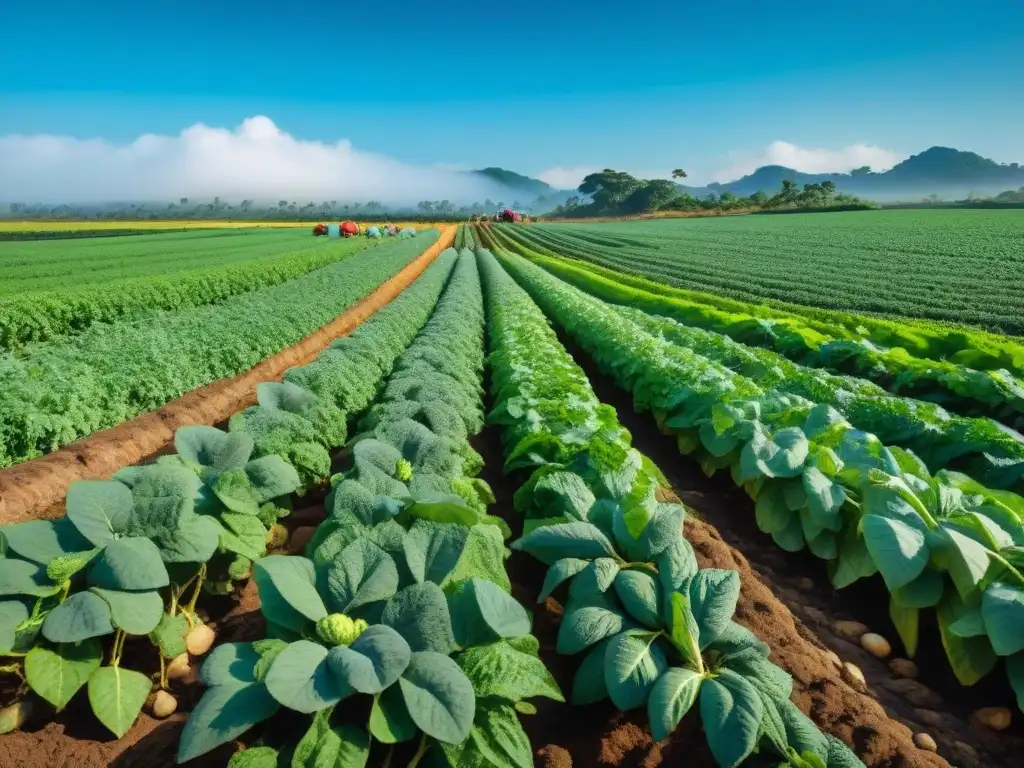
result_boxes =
[0,227,455,526]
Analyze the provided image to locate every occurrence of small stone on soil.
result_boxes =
[889,658,918,679]
[861,632,892,658]
[835,620,870,639]
[796,576,815,591]
[970,706,1012,731]
[823,650,842,669]
[149,690,178,719]
[913,733,938,752]
[841,661,866,690]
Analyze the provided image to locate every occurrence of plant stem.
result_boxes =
[159,655,168,690]
[406,734,429,768]
[184,564,207,622]
[381,746,394,768]
[110,630,126,667]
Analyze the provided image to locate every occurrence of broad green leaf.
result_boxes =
[981,582,1024,656]
[403,520,467,587]
[0,599,30,653]
[406,496,479,528]
[0,519,91,565]
[1007,652,1024,711]
[382,582,455,654]
[754,485,792,535]
[449,578,530,648]
[656,537,699,593]
[159,515,222,565]
[743,426,808,479]
[292,708,369,768]
[889,600,919,658]
[212,469,261,515]
[257,381,316,414]
[444,523,511,592]
[252,638,288,682]
[253,556,327,633]
[150,612,189,659]
[369,685,417,744]
[244,455,301,504]
[689,569,740,649]
[613,570,662,629]
[538,558,588,602]
[532,471,596,522]
[568,558,620,602]
[648,667,703,740]
[42,590,113,643]
[0,558,61,598]
[556,604,626,655]
[860,514,928,591]
[88,536,170,591]
[456,640,563,703]
[612,502,685,562]
[700,668,763,768]
[88,665,151,737]
[932,525,993,601]
[200,642,261,686]
[604,630,668,711]
[828,521,877,589]
[323,538,399,613]
[458,701,533,768]
[219,512,268,562]
[177,681,280,763]
[511,522,616,566]
[891,569,944,608]
[948,607,986,638]
[778,699,828,761]
[65,480,135,546]
[25,639,102,710]
[399,650,475,744]
[572,638,611,705]
[175,425,253,471]
[265,640,345,713]
[666,592,702,668]
[91,588,163,635]
[326,625,411,694]
[937,591,998,685]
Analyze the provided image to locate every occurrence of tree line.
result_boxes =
[547,169,875,218]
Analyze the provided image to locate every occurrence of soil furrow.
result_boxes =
[0,226,455,526]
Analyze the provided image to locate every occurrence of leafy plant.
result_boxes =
[179,532,562,764]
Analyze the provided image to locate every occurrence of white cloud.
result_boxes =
[713,141,905,182]
[0,116,515,204]
[535,165,602,190]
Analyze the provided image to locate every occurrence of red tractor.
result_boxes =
[498,208,522,223]
[312,223,328,236]
[340,220,359,237]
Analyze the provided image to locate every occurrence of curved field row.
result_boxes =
[0,231,441,469]
[0,226,455,524]
[488,225,1024,431]
[491,246,1024,727]
[510,211,1024,334]
[494,222,1024,377]
[0,234,955,767]
[0,230,374,348]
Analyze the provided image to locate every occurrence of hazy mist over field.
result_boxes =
[0,116,521,205]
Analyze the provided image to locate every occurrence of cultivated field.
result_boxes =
[0,217,1021,768]
[507,210,1024,334]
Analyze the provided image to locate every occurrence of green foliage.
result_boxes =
[0,231,439,468]
[493,245,1024,712]
[478,247,863,765]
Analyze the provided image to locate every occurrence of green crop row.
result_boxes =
[0,230,438,468]
[494,247,1024,712]
[0,236,371,349]
[180,249,565,766]
[477,247,865,768]
[490,225,1024,431]
[503,211,1024,334]
[492,222,1024,379]
[0,244,455,741]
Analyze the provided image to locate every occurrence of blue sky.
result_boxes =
[1,0,1023,196]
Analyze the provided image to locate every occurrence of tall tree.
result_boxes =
[671,169,688,179]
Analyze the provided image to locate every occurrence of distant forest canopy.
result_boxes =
[548,170,875,218]
[1,197,536,222]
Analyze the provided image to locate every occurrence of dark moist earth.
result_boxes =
[2,363,1018,767]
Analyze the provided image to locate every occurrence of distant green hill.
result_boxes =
[680,147,1024,202]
